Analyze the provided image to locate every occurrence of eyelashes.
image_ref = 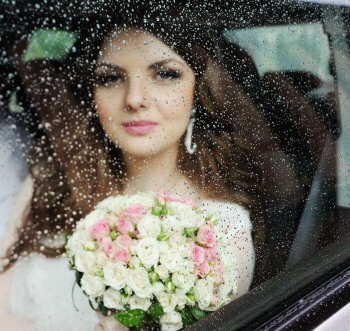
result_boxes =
[95,73,125,87]
[155,68,181,80]
[95,68,182,87]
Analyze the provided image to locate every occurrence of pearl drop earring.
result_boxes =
[185,108,197,154]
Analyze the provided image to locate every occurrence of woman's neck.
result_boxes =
[121,145,198,199]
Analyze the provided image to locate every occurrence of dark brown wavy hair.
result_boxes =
[2,12,265,272]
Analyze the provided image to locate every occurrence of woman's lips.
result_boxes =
[122,121,158,135]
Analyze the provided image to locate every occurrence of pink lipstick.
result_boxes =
[122,121,158,135]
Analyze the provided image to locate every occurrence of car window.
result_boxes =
[0,1,349,330]
[225,23,333,81]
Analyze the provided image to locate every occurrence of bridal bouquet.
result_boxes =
[66,192,237,330]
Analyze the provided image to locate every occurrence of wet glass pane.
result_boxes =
[0,1,349,330]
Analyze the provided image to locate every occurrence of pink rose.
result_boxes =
[122,204,146,223]
[116,219,133,234]
[100,237,114,257]
[90,220,110,241]
[114,248,130,264]
[116,234,132,249]
[195,261,210,278]
[205,247,218,262]
[156,191,195,207]
[191,244,205,266]
[197,224,217,247]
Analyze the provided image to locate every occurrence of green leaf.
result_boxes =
[157,231,169,241]
[148,301,164,319]
[183,227,197,237]
[75,271,83,287]
[148,271,159,284]
[186,293,196,306]
[152,207,161,216]
[64,234,71,246]
[110,230,118,240]
[95,268,104,278]
[164,279,176,293]
[114,309,145,328]
[66,249,75,269]
[97,300,109,316]
[83,241,97,251]
[179,308,196,326]
[160,206,168,216]
[191,306,208,321]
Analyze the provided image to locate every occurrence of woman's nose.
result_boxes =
[125,74,148,111]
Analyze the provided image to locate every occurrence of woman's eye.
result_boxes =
[155,69,181,81]
[95,73,125,87]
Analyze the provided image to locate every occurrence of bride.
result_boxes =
[0,13,257,331]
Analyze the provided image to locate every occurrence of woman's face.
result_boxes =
[93,28,195,158]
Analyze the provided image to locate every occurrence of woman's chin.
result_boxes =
[119,144,165,158]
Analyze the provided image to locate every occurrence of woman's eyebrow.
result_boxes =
[150,59,185,69]
[95,62,123,71]
[95,59,185,71]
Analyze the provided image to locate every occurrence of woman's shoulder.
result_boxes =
[200,198,252,232]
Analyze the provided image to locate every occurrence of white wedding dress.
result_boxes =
[0,175,255,331]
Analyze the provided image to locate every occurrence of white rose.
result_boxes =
[81,273,105,298]
[66,230,95,254]
[168,234,191,258]
[197,215,206,228]
[96,195,128,215]
[172,272,196,293]
[75,219,85,231]
[105,214,119,228]
[75,251,98,274]
[167,202,201,227]
[193,278,214,310]
[168,233,186,247]
[179,259,194,274]
[127,267,152,298]
[83,209,109,229]
[174,289,187,310]
[158,241,169,251]
[95,251,109,267]
[160,311,183,331]
[161,215,184,235]
[155,291,178,313]
[126,193,155,209]
[129,256,142,269]
[103,288,123,309]
[151,281,165,296]
[217,246,238,302]
[129,240,138,255]
[129,295,152,311]
[136,238,160,269]
[103,261,128,290]
[159,248,183,273]
[137,215,161,238]
[154,264,169,281]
